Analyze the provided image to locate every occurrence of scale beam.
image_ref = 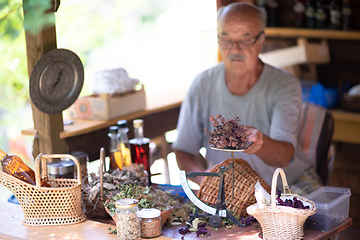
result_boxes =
[179,170,227,217]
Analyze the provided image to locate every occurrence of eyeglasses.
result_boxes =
[218,31,264,50]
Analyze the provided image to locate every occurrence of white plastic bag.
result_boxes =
[92,68,139,95]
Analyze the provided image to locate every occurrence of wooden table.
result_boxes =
[330,109,360,144]
[0,202,352,240]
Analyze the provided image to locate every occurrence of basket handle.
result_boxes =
[34,153,82,187]
[270,168,291,208]
[99,147,105,200]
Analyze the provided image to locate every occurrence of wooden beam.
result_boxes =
[23,0,66,174]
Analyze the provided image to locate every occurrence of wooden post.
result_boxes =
[23,0,67,176]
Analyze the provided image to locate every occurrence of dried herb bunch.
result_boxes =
[205,115,248,149]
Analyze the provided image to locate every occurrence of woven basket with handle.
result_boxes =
[0,153,86,226]
[197,158,271,217]
[247,168,316,240]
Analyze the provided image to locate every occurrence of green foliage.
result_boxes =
[0,0,56,40]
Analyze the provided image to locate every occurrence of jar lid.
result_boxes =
[109,125,119,133]
[115,198,139,208]
[133,119,143,128]
[47,160,74,175]
[138,208,161,218]
[117,120,127,128]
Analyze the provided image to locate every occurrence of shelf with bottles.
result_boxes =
[265,27,360,40]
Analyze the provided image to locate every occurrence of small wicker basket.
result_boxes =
[247,168,316,240]
[197,158,271,217]
[0,153,86,226]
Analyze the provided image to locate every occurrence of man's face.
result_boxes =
[218,12,264,76]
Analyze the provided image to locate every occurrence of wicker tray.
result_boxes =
[197,158,271,217]
[247,168,316,240]
[0,153,86,226]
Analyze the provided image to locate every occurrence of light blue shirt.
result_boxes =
[173,62,310,186]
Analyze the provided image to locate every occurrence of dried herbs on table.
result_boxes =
[81,164,148,219]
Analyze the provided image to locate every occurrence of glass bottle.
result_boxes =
[115,198,141,240]
[117,120,132,166]
[129,119,151,184]
[342,0,351,30]
[266,0,279,27]
[305,0,316,28]
[108,126,123,170]
[256,0,266,10]
[315,0,327,29]
[330,0,341,29]
[0,149,52,187]
[294,0,306,28]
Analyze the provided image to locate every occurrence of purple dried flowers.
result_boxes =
[178,222,211,238]
[239,215,257,226]
[205,115,248,149]
[276,189,310,209]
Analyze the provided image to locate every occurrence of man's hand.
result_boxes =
[242,125,294,167]
[243,126,263,154]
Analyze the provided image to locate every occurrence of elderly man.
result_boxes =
[172,3,321,192]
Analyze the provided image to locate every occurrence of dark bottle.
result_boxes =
[294,0,306,28]
[117,120,131,166]
[256,0,266,10]
[266,0,279,27]
[129,119,151,184]
[315,0,327,29]
[305,0,316,28]
[108,126,123,170]
[330,0,341,29]
[1,149,52,187]
[342,0,351,30]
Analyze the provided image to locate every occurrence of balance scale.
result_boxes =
[179,141,253,228]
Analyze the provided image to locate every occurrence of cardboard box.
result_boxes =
[283,63,317,80]
[67,85,146,120]
[260,38,330,68]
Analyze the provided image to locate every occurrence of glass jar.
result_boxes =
[138,209,162,238]
[47,159,75,179]
[115,198,140,240]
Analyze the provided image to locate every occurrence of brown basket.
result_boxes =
[0,153,86,226]
[197,158,271,217]
[340,93,360,112]
[247,168,316,240]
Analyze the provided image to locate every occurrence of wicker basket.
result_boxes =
[197,158,271,217]
[247,168,316,240]
[340,93,360,112]
[0,153,86,226]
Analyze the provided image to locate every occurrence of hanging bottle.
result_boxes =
[1,149,52,187]
[129,119,151,184]
[108,126,123,170]
[342,0,351,30]
[315,0,327,29]
[117,120,132,166]
[266,0,279,27]
[294,0,306,28]
[330,0,341,29]
[305,0,316,28]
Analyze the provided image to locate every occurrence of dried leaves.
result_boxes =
[205,115,248,149]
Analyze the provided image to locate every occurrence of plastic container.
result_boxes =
[304,186,351,231]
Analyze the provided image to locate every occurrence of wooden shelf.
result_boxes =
[265,28,360,40]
